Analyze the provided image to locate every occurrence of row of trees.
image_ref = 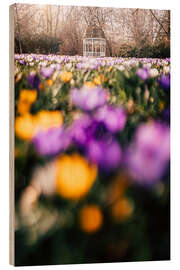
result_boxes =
[14,4,170,57]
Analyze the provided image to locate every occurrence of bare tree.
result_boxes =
[14,4,170,56]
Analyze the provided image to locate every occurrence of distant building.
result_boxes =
[83,24,106,57]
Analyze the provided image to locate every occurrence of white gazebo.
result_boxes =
[83,24,106,57]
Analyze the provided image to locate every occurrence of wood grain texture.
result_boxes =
[9,4,15,266]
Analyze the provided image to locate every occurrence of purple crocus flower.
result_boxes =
[32,127,70,156]
[135,122,170,160]
[69,113,115,147]
[28,72,40,89]
[158,74,170,90]
[136,68,149,80]
[163,107,170,123]
[56,64,61,71]
[70,86,108,111]
[69,114,122,171]
[40,67,54,79]
[87,137,122,171]
[19,59,25,65]
[69,114,94,146]
[95,105,127,133]
[76,63,83,69]
[126,121,170,185]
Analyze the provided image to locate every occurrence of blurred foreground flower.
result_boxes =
[17,89,37,115]
[126,121,170,184]
[15,110,63,140]
[163,107,170,123]
[158,74,170,90]
[95,105,126,133]
[34,110,63,132]
[46,79,53,86]
[28,72,40,89]
[87,138,122,171]
[23,154,97,201]
[69,114,122,171]
[69,114,94,146]
[19,89,37,104]
[111,197,133,223]
[158,101,165,112]
[19,185,40,226]
[79,205,103,233]
[31,161,57,196]
[32,127,70,156]
[56,154,97,200]
[108,172,130,205]
[70,86,108,111]
[15,113,36,140]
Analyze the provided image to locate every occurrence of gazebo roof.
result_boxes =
[84,24,105,39]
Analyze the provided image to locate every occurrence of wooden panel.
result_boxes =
[9,4,15,266]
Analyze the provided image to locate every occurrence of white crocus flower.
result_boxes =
[150,68,159,78]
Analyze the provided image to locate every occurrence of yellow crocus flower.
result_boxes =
[17,89,38,115]
[111,197,133,223]
[46,79,53,86]
[15,110,63,140]
[19,89,37,104]
[60,71,72,83]
[79,205,103,233]
[15,113,36,140]
[34,110,63,133]
[56,154,97,200]
[84,81,95,89]
[93,75,101,85]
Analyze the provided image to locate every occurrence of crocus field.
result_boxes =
[14,54,170,266]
